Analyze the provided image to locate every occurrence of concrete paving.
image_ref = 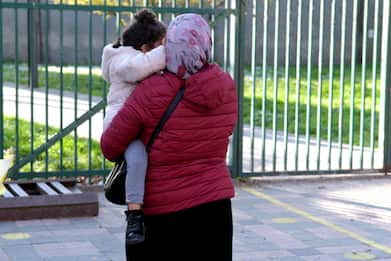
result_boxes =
[0,176,391,260]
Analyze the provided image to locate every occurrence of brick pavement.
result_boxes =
[0,176,391,260]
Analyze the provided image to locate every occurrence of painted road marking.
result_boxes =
[1,233,31,240]
[242,187,391,256]
[272,217,297,224]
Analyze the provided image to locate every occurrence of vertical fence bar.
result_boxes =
[102,0,107,170]
[283,0,291,171]
[116,0,121,37]
[59,0,64,171]
[359,0,369,169]
[327,0,336,170]
[223,0,231,72]
[185,0,190,8]
[45,0,49,172]
[305,0,314,170]
[316,0,325,170]
[294,0,302,171]
[249,0,258,172]
[349,0,359,169]
[28,0,38,92]
[129,0,134,19]
[261,0,268,171]
[272,0,279,171]
[130,0,135,19]
[158,0,162,20]
[28,0,35,172]
[381,0,391,172]
[171,0,176,19]
[370,0,380,168]
[338,0,347,169]
[211,0,216,61]
[232,0,245,177]
[15,0,20,164]
[224,0,232,167]
[0,2,3,159]
[74,0,79,173]
[88,0,93,175]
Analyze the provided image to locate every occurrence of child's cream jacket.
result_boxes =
[101,44,165,130]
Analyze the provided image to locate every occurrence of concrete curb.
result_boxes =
[234,172,391,186]
[79,173,391,192]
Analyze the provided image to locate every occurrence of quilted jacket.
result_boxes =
[100,64,238,215]
[101,44,165,130]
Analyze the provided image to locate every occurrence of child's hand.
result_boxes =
[161,37,166,46]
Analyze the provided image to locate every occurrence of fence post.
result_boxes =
[231,0,245,178]
[27,0,40,89]
[381,0,391,173]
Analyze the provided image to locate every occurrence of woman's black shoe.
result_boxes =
[124,210,145,245]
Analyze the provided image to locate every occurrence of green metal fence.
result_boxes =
[1,0,391,180]
[0,0,243,180]
[240,0,391,177]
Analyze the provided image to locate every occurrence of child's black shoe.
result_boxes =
[124,210,145,245]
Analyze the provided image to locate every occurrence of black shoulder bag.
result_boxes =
[104,84,185,205]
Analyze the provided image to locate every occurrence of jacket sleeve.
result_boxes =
[100,84,148,161]
[115,46,166,83]
[101,44,113,83]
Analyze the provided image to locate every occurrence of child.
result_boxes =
[101,8,166,245]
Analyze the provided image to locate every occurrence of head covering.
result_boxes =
[165,13,212,79]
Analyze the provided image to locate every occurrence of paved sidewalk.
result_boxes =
[0,176,391,260]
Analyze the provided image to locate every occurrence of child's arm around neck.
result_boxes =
[115,45,166,84]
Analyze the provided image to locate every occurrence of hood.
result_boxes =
[183,64,231,112]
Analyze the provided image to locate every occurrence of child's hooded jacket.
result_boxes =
[101,44,165,130]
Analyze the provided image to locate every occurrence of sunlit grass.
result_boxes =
[243,65,381,147]
[4,116,110,173]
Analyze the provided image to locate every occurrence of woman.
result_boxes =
[100,13,237,260]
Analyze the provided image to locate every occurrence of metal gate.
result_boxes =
[1,0,391,180]
[0,0,243,180]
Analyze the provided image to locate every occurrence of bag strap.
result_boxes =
[146,84,185,152]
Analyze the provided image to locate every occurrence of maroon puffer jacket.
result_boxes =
[100,64,238,215]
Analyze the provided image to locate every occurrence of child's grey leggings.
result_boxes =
[124,139,148,204]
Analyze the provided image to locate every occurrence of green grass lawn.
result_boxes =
[243,65,380,147]
[3,63,106,97]
[4,116,109,173]
[3,62,381,148]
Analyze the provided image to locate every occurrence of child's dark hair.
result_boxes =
[112,9,166,50]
